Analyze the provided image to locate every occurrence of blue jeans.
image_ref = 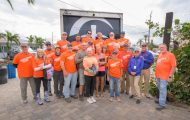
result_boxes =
[110,76,120,97]
[64,72,78,98]
[47,79,51,92]
[157,78,168,107]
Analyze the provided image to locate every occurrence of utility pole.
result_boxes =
[52,32,54,44]
[148,11,152,45]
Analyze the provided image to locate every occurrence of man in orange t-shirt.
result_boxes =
[104,32,116,55]
[118,44,133,94]
[51,46,64,98]
[60,43,78,103]
[117,31,130,51]
[155,43,176,110]
[82,31,95,43]
[44,41,55,96]
[56,32,69,53]
[107,50,123,102]
[13,43,36,104]
[71,34,82,52]
[94,32,105,52]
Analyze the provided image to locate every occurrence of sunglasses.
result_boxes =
[135,51,140,53]
[87,33,92,34]
[142,45,147,47]
[21,46,27,48]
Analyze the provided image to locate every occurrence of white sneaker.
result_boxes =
[91,97,96,103]
[87,98,93,104]
[23,100,28,104]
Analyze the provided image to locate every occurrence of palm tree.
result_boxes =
[34,36,45,48]
[144,35,148,43]
[137,39,144,46]
[0,31,20,58]
[4,31,20,51]
[5,0,35,10]
[26,35,34,48]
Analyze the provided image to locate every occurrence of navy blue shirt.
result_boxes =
[140,51,154,69]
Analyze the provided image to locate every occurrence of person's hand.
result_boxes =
[40,66,44,70]
[131,72,136,75]
[63,71,69,77]
[168,76,173,82]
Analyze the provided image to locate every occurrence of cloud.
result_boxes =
[0,0,189,45]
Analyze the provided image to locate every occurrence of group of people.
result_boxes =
[13,30,176,111]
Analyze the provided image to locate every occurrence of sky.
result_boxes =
[0,0,190,44]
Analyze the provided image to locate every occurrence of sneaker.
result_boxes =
[145,94,152,99]
[71,95,78,99]
[87,98,93,104]
[129,95,134,99]
[116,97,121,102]
[79,95,84,101]
[109,97,114,102]
[65,98,71,103]
[156,105,166,111]
[49,92,53,96]
[155,99,159,104]
[23,100,28,104]
[120,91,124,94]
[91,97,96,103]
[136,99,141,104]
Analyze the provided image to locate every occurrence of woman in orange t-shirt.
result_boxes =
[95,46,106,97]
[33,49,52,105]
[83,47,99,104]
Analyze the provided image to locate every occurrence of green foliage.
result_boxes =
[5,0,35,10]
[34,36,45,48]
[1,31,20,51]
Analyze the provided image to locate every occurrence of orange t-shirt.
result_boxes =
[83,56,99,76]
[104,38,116,55]
[56,40,69,53]
[60,51,76,73]
[44,49,55,62]
[94,39,104,49]
[107,58,123,78]
[52,54,62,71]
[71,41,82,52]
[33,58,50,78]
[118,50,133,71]
[155,52,176,80]
[82,37,95,43]
[117,38,129,51]
[13,52,35,78]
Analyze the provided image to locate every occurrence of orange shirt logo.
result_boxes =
[20,56,32,63]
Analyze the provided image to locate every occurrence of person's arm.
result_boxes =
[60,55,68,77]
[169,54,177,77]
[33,60,42,71]
[144,52,154,64]
[128,59,132,74]
[43,64,52,69]
[13,54,19,68]
[75,52,83,64]
[136,58,144,75]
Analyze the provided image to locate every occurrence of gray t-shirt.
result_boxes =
[75,50,86,69]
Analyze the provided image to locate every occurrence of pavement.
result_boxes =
[0,78,190,120]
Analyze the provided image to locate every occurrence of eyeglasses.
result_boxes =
[21,46,27,48]
[142,45,147,47]
[87,33,92,34]
[135,51,140,53]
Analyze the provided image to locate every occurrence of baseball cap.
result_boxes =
[67,43,72,47]
[134,47,141,52]
[45,41,51,46]
[112,50,118,55]
[20,43,28,47]
[120,31,125,34]
[88,41,93,46]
